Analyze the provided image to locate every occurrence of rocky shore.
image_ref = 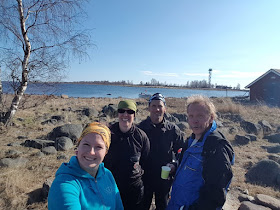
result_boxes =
[0,95,279,209]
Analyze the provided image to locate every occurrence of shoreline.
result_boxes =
[27,82,249,92]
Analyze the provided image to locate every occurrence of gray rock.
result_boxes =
[172,113,187,122]
[238,194,255,202]
[82,108,99,118]
[0,157,29,168]
[55,136,73,151]
[239,201,271,210]
[48,124,83,143]
[22,139,55,149]
[7,142,21,147]
[41,119,58,125]
[241,121,262,135]
[102,104,118,118]
[42,146,57,155]
[164,113,179,123]
[266,145,280,154]
[235,134,250,145]
[229,127,239,134]
[258,120,273,135]
[267,154,280,164]
[245,134,257,141]
[245,159,280,188]
[176,122,189,131]
[255,194,280,210]
[5,150,22,158]
[41,178,54,201]
[264,133,280,144]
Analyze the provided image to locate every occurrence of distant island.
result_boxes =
[43,79,247,91]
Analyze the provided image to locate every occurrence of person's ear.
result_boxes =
[75,150,78,155]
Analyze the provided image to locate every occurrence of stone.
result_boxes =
[258,120,273,135]
[48,124,83,143]
[240,121,262,135]
[5,150,22,158]
[239,201,271,210]
[22,139,55,149]
[55,136,73,151]
[172,113,187,122]
[82,108,99,118]
[267,154,280,164]
[42,146,57,155]
[176,122,189,132]
[245,159,280,188]
[264,133,280,144]
[0,157,29,168]
[235,134,250,145]
[255,194,280,210]
[245,134,257,141]
[41,178,54,201]
[266,145,280,154]
[238,194,255,202]
[164,113,179,123]
[102,104,118,118]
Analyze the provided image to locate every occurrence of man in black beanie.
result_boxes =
[138,93,186,210]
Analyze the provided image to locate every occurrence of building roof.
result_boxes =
[245,69,280,88]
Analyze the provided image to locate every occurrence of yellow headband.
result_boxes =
[77,122,111,149]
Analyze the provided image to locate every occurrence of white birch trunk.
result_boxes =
[4,0,31,126]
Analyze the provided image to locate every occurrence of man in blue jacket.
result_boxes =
[167,95,235,210]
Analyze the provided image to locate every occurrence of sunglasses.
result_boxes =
[118,109,135,114]
[149,93,166,105]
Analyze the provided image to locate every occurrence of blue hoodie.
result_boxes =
[48,156,124,210]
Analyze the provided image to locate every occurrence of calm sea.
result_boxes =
[2,82,248,99]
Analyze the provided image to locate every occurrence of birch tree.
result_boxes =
[0,0,91,126]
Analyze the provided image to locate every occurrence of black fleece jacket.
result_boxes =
[103,123,150,191]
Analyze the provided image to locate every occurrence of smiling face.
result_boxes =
[118,109,135,133]
[148,100,166,124]
[76,133,107,177]
[187,102,213,140]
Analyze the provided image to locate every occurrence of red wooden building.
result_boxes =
[245,69,280,106]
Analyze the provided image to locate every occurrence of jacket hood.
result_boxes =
[55,156,106,180]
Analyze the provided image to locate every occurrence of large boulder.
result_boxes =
[22,139,55,149]
[264,133,280,144]
[245,159,280,188]
[239,201,271,210]
[235,134,250,145]
[258,120,273,135]
[48,124,83,143]
[240,121,262,135]
[255,194,280,210]
[0,157,29,168]
[172,113,187,122]
[176,122,189,132]
[164,113,179,123]
[82,107,99,118]
[55,137,74,151]
[102,104,118,118]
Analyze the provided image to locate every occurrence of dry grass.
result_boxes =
[0,94,279,209]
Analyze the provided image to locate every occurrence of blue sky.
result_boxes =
[68,0,280,89]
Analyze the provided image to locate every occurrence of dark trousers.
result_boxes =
[141,179,172,210]
[120,180,144,210]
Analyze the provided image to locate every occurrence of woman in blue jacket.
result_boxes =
[48,122,124,210]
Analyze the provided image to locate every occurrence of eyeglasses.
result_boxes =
[118,109,135,114]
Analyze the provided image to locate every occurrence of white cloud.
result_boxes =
[141,71,178,77]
